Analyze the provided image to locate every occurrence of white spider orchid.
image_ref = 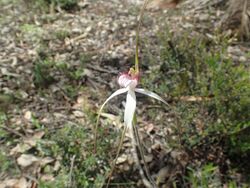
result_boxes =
[94,68,168,187]
[95,68,168,135]
[94,10,167,186]
[94,1,167,187]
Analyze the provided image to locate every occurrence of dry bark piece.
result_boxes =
[17,154,40,167]
[0,178,28,188]
[24,111,32,121]
[17,154,54,169]
[148,0,181,9]
[144,154,154,163]
[116,154,128,164]
[10,131,45,155]
[221,0,250,39]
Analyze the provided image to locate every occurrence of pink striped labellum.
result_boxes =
[118,73,138,89]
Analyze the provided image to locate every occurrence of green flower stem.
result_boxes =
[133,115,158,188]
[130,118,154,188]
[135,0,150,74]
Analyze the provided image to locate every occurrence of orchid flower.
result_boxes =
[95,68,168,144]
[94,68,168,187]
[94,0,165,132]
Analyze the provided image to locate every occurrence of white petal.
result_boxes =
[96,88,127,137]
[98,88,128,115]
[124,89,136,129]
[135,88,169,106]
[95,88,128,152]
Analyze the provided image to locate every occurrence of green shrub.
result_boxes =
[143,27,250,152]
[33,60,56,88]
[186,164,221,188]
[39,124,109,187]
[33,0,78,11]
[142,27,250,185]
[47,0,78,10]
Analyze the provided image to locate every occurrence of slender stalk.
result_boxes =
[106,125,128,188]
[94,112,102,153]
[129,124,152,188]
[134,3,158,185]
[135,0,150,73]
[133,122,158,188]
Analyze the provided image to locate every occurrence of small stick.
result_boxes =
[68,155,76,187]
[1,114,25,138]
[0,125,24,138]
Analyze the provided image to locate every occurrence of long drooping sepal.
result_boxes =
[135,88,169,106]
[124,89,137,129]
[94,88,128,153]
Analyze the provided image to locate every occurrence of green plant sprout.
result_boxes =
[94,0,168,187]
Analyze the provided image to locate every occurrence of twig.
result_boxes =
[86,65,118,75]
[24,174,39,184]
[68,155,76,187]
[0,124,25,138]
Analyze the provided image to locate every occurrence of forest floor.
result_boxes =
[0,0,249,187]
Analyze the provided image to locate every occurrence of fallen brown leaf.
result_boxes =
[17,154,40,167]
